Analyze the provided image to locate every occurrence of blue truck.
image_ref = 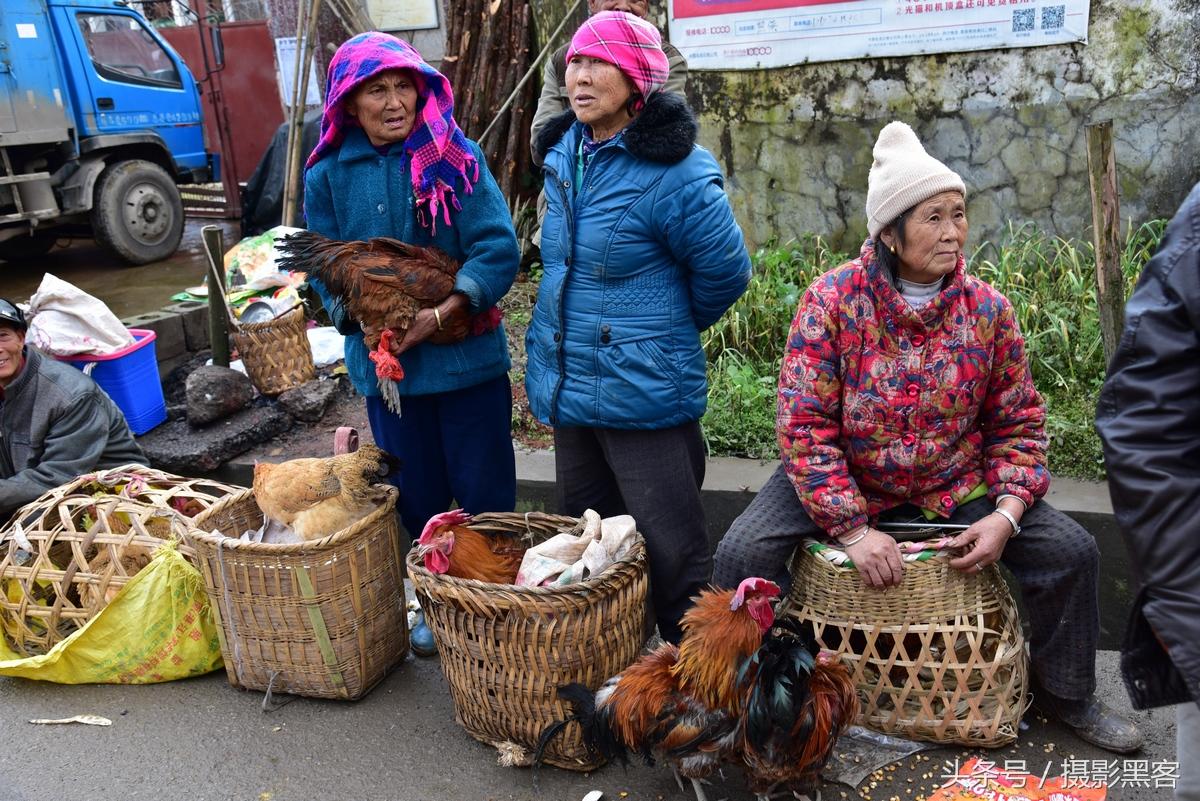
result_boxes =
[0,0,215,264]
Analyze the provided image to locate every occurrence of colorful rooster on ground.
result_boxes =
[738,616,859,800]
[535,579,858,801]
[535,578,781,801]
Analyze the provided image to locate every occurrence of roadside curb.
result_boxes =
[513,448,1113,515]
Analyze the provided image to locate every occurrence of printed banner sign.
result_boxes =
[668,0,1090,70]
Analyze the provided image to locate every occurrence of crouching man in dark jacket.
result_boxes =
[0,298,147,518]
[1096,182,1200,800]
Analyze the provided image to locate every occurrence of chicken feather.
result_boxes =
[739,616,859,799]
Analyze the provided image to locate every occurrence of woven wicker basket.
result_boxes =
[231,305,315,395]
[188,486,406,700]
[406,512,648,771]
[783,546,1029,747]
[0,465,239,656]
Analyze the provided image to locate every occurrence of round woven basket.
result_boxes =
[0,465,238,656]
[188,487,406,701]
[783,546,1028,747]
[406,512,648,771]
[231,305,315,395]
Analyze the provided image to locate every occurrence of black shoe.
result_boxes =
[1038,691,1144,754]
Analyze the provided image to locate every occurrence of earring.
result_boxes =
[889,244,896,254]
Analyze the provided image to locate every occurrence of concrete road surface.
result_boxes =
[0,648,1176,801]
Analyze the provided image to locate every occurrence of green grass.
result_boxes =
[700,221,1168,480]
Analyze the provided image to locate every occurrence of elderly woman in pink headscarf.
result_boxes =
[303,33,520,560]
[525,11,750,643]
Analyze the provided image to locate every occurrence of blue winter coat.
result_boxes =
[527,93,751,429]
[304,129,519,397]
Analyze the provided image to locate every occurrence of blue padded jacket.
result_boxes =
[526,93,750,428]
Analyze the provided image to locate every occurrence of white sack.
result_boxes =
[25,273,133,356]
[516,509,638,587]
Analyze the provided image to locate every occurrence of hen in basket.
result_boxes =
[78,542,154,608]
[252,443,398,541]
[76,502,183,608]
[416,510,526,585]
[534,578,855,801]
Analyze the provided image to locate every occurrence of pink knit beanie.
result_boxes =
[567,10,670,106]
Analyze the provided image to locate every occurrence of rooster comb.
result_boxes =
[417,508,472,544]
[730,577,781,611]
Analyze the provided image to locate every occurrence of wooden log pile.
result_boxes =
[441,0,537,206]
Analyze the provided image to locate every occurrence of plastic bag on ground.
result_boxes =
[25,273,134,356]
[307,326,345,367]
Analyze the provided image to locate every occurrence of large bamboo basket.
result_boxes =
[406,512,648,771]
[189,487,406,700]
[0,465,239,656]
[782,545,1029,747]
[231,305,315,395]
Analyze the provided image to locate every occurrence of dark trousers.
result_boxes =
[366,374,516,539]
[554,421,709,644]
[713,465,1101,700]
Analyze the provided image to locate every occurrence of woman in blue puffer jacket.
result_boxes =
[526,11,751,643]
[304,33,520,545]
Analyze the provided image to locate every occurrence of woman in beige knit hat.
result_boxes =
[713,121,1143,754]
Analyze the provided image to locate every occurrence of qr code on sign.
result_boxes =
[1042,5,1066,30]
[1012,9,1035,32]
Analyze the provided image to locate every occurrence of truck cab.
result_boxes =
[0,0,213,264]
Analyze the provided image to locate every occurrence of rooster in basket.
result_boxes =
[534,578,781,801]
[252,443,398,541]
[276,231,501,413]
[416,509,527,585]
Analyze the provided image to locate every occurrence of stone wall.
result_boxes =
[685,0,1200,252]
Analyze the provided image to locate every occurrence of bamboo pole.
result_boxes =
[279,0,309,225]
[283,0,325,227]
[1085,121,1125,363]
[326,0,372,35]
[202,225,231,367]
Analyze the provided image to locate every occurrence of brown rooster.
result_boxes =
[535,578,781,801]
[416,509,526,585]
[276,231,470,412]
[738,616,859,801]
[252,443,397,541]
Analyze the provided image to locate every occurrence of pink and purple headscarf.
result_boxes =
[567,11,670,110]
[306,32,478,231]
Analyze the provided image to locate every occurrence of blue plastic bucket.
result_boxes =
[63,329,167,435]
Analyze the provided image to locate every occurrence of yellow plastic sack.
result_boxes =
[0,543,223,683]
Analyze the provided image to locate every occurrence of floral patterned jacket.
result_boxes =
[777,240,1050,537]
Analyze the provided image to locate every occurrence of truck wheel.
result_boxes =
[92,159,184,265]
[1,233,58,263]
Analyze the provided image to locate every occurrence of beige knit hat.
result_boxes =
[865,121,966,239]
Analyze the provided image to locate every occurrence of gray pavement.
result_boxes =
[0,647,1176,801]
